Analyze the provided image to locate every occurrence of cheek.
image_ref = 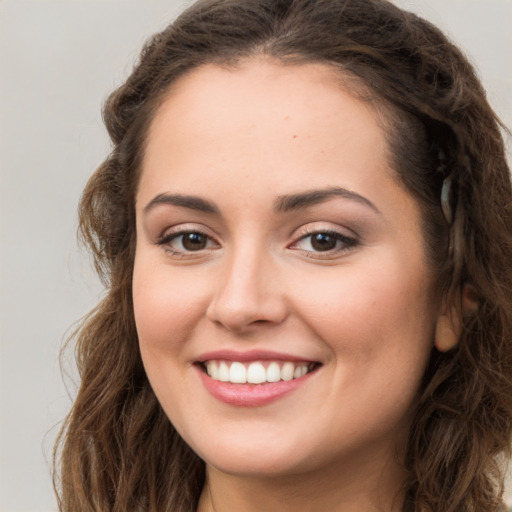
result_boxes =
[299,263,434,438]
[132,258,211,355]
[291,250,435,367]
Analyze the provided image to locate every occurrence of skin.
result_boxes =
[133,58,443,512]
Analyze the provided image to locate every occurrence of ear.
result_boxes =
[434,284,479,352]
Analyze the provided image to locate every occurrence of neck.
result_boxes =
[197,442,407,512]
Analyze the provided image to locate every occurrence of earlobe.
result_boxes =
[434,284,479,352]
[434,313,461,352]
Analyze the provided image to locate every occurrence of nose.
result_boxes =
[206,245,288,333]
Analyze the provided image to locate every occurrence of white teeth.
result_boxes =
[281,362,294,381]
[266,361,281,382]
[247,362,266,384]
[206,361,219,380]
[204,360,314,384]
[229,362,247,383]
[218,361,230,382]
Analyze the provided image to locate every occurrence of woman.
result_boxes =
[54,0,512,510]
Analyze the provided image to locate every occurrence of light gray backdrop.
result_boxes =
[1,1,511,511]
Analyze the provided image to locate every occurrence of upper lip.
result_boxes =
[196,349,320,364]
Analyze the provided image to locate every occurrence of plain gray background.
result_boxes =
[1,1,511,510]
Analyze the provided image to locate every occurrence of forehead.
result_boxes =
[139,59,394,199]
[147,58,384,139]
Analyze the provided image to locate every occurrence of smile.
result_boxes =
[203,360,316,384]
[195,350,322,406]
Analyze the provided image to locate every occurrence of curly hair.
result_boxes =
[54,1,512,511]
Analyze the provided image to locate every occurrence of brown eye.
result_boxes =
[181,232,208,251]
[157,230,218,255]
[310,233,337,251]
[290,230,358,257]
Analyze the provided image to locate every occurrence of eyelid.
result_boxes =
[155,223,221,256]
[292,222,357,240]
[288,223,359,258]
[156,222,217,240]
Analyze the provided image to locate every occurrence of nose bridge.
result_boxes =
[207,235,286,331]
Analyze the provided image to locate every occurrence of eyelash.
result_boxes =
[289,229,358,258]
[156,228,358,258]
[156,229,217,256]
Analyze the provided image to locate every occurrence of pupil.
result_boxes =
[311,233,336,251]
[183,233,207,251]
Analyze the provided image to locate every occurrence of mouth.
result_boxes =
[197,359,321,384]
[194,351,322,406]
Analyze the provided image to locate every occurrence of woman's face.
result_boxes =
[133,59,438,477]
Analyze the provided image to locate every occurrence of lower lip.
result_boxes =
[196,366,316,407]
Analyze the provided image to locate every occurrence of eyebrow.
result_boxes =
[274,186,380,213]
[143,186,379,216]
[143,193,220,214]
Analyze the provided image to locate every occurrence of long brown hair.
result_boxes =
[54,1,512,510]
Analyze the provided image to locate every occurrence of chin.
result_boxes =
[185,431,313,477]
[203,451,307,478]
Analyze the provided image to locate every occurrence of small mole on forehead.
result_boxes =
[293,134,298,138]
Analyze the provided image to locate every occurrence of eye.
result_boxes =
[176,232,209,251]
[157,230,218,255]
[290,230,358,255]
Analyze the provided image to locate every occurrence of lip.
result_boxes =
[196,366,317,407]
[196,349,317,363]
[194,350,321,407]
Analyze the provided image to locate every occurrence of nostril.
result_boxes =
[205,263,288,332]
